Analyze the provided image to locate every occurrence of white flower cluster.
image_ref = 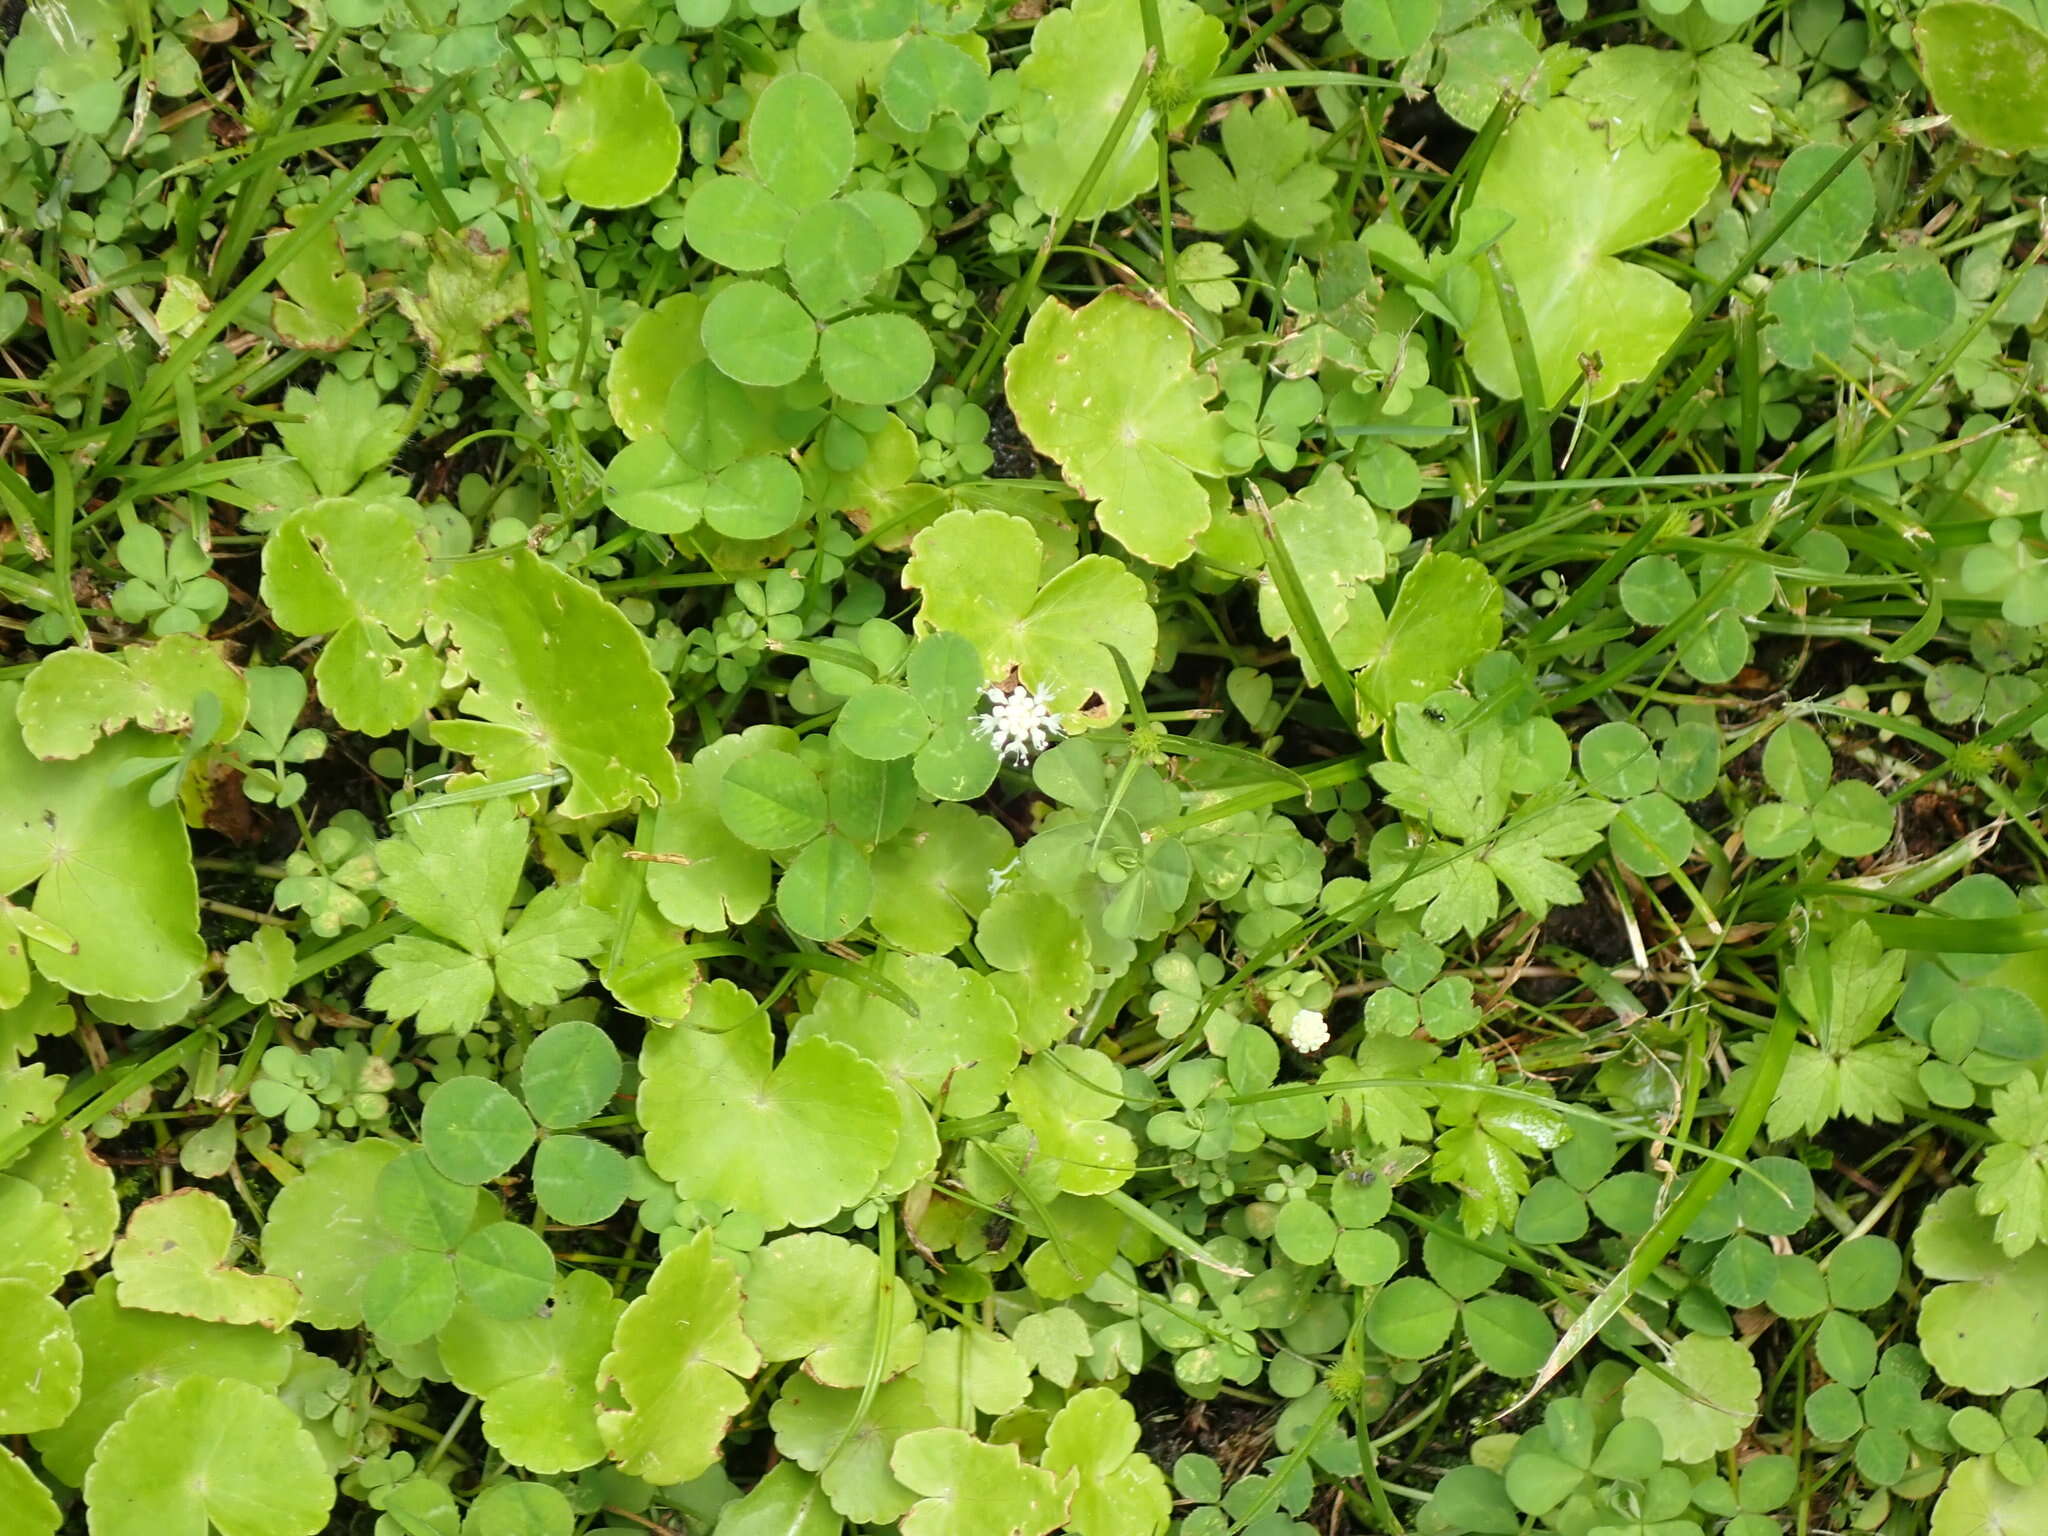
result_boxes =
[1285,1007,1330,1055]
[976,681,1064,765]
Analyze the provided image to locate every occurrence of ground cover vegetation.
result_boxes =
[2,0,2047,1531]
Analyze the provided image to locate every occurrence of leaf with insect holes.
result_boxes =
[1006,293,1229,567]
[111,1189,300,1331]
[17,637,246,762]
[1465,99,1718,403]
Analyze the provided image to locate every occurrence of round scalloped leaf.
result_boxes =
[1931,1454,2048,1536]
[716,1463,841,1536]
[749,71,854,209]
[1915,1187,2048,1393]
[742,1233,925,1388]
[0,1446,59,1536]
[607,294,707,440]
[1005,293,1227,567]
[771,1376,939,1524]
[29,1276,293,1486]
[892,1427,1065,1536]
[438,1268,619,1474]
[597,1229,761,1484]
[434,548,680,818]
[465,1482,576,1536]
[111,1189,299,1331]
[701,280,818,387]
[904,510,1156,722]
[639,980,898,1229]
[794,952,1020,1117]
[821,313,934,405]
[423,1076,536,1186]
[1043,1387,1171,1536]
[11,1129,119,1273]
[82,1376,333,1536]
[883,35,990,131]
[1621,1334,1762,1463]
[0,1176,73,1290]
[260,1137,408,1330]
[0,683,203,1003]
[1915,2,2048,155]
[0,1279,80,1433]
[1466,99,1718,403]
[554,61,680,209]
[520,1019,622,1129]
[1011,0,1225,222]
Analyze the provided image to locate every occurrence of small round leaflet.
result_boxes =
[422,1076,536,1185]
[821,313,934,406]
[553,61,681,210]
[749,71,854,208]
[701,281,817,388]
[520,1018,623,1128]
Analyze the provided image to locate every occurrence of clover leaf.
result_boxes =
[1006,292,1229,567]
[639,979,901,1229]
[1465,100,1718,403]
